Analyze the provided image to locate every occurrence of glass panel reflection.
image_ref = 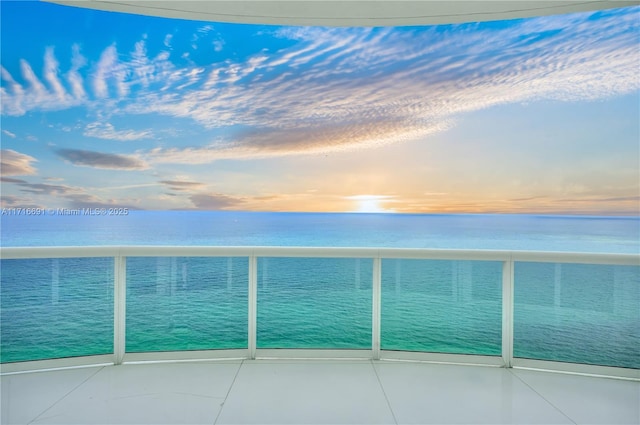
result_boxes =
[1,258,114,362]
[514,262,640,368]
[126,257,248,352]
[381,259,502,355]
[257,257,372,349]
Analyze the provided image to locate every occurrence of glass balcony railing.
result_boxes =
[381,259,502,356]
[514,262,640,369]
[126,257,248,353]
[0,247,638,378]
[257,257,373,349]
[0,257,114,363]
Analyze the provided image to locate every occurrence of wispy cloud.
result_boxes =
[84,122,153,141]
[43,47,66,101]
[93,44,128,97]
[64,193,140,210]
[67,43,87,99]
[56,148,148,170]
[2,129,16,138]
[390,192,640,215]
[1,177,29,183]
[189,193,243,209]
[0,149,38,175]
[0,66,26,115]
[163,34,173,49]
[146,118,449,164]
[130,8,638,163]
[1,45,86,115]
[20,59,47,97]
[4,177,79,195]
[1,176,139,209]
[159,180,206,191]
[1,7,638,166]
[190,24,225,52]
[0,194,43,208]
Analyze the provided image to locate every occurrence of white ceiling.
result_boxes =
[46,1,639,26]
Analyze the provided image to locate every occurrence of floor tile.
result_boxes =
[31,392,225,425]
[4,360,637,425]
[512,369,640,425]
[29,362,241,424]
[1,367,102,425]
[216,360,396,424]
[374,362,573,424]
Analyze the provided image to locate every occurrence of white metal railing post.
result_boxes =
[114,255,126,365]
[502,257,514,368]
[372,256,382,360]
[248,255,257,359]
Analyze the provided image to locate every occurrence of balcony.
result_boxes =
[1,246,639,424]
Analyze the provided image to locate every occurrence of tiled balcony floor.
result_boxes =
[1,360,639,424]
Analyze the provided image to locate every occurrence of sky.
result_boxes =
[1,1,639,215]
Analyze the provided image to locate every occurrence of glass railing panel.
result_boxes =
[0,258,114,363]
[126,257,248,352]
[257,257,372,349]
[514,262,640,368]
[381,259,502,355]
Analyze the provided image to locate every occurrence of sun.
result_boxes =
[347,195,395,213]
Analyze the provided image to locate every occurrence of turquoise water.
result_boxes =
[1,212,639,368]
[381,260,502,355]
[0,258,114,362]
[126,257,249,352]
[514,262,640,367]
[257,258,373,349]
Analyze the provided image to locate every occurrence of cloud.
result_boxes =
[92,45,115,97]
[0,176,27,186]
[146,118,450,164]
[189,193,243,209]
[0,177,27,183]
[0,149,38,175]
[2,129,16,138]
[2,177,89,200]
[164,34,173,48]
[1,6,638,165]
[56,148,148,170]
[197,25,214,35]
[43,47,67,101]
[84,122,153,141]
[191,24,224,52]
[121,8,638,163]
[212,40,225,52]
[555,195,640,203]
[0,194,43,208]
[12,181,77,195]
[345,195,395,201]
[63,193,140,210]
[1,45,87,115]
[1,176,139,209]
[20,59,47,97]
[160,180,206,191]
[1,66,26,115]
[93,44,128,97]
[67,43,87,99]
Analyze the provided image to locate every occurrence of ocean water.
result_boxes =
[1,212,639,368]
[1,211,639,252]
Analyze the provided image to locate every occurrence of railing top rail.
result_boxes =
[0,245,638,265]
